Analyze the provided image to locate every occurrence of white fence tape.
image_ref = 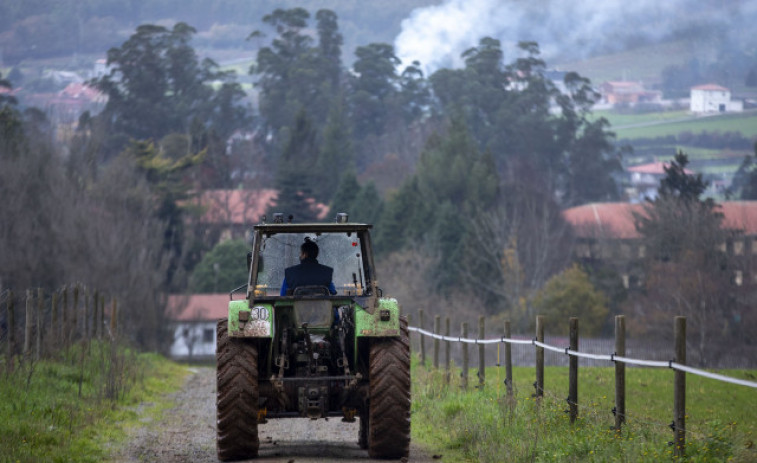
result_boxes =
[408,326,757,389]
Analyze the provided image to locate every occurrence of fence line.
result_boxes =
[410,313,757,459]
[1,285,119,373]
[408,326,757,389]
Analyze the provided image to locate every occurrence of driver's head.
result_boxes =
[301,238,319,259]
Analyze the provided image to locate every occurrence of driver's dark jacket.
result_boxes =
[281,257,336,295]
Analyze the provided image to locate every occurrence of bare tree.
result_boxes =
[461,180,574,329]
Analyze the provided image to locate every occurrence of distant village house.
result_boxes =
[167,294,228,360]
[600,81,661,105]
[690,84,743,113]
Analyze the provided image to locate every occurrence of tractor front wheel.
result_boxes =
[216,319,259,461]
[367,316,411,459]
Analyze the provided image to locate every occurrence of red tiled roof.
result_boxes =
[720,201,757,232]
[166,294,230,321]
[563,202,644,239]
[59,82,105,102]
[194,189,331,224]
[691,84,729,92]
[627,162,693,175]
[195,189,277,225]
[563,201,757,240]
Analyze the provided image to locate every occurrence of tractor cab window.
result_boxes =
[254,232,367,296]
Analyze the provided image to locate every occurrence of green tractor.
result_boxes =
[216,213,411,460]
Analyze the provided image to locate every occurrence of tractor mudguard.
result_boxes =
[229,300,274,338]
[355,298,401,337]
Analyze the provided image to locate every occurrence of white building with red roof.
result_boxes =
[166,293,230,359]
[626,161,695,202]
[690,84,743,113]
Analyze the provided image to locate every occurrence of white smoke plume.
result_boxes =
[395,0,757,73]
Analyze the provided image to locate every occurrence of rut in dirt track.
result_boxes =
[108,366,436,463]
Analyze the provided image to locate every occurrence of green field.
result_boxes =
[412,358,757,462]
[607,111,757,140]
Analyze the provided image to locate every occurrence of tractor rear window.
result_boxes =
[255,232,366,296]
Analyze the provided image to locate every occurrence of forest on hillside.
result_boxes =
[1,5,756,361]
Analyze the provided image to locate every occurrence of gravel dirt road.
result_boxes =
[109,367,437,463]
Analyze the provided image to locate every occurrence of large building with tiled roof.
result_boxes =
[562,201,757,288]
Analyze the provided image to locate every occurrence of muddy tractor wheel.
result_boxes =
[216,319,259,461]
[367,316,411,459]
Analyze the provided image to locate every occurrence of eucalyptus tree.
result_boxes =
[252,8,343,141]
[350,42,401,140]
[94,22,245,150]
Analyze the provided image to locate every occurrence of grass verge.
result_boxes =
[0,342,188,463]
[411,357,756,462]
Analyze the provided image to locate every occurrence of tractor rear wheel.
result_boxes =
[216,319,259,461]
[367,316,411,459]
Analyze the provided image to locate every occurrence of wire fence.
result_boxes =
[408,312,757,458]
[409,326,757,389]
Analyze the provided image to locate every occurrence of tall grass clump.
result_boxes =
[411,357,756,462]
[0,342,187,463]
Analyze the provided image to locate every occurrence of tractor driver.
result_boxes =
[280,237,337,296]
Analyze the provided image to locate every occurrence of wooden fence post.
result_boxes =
[674,316,686,457]
[61,286,68,347]
[51,292,58,350]
[98,294,105,339]
[83,289,89,339]
[36,288,43,361]
[92,290,99,340]
[568,317,578,424]
[433,315,440,369]
[504,320,513,397]
[73,285,79,339]
[478,316,485,389]
[419,309,426,367]
[461,322,469,390]
[24,289,33,357]
[110,298,118,337]
[6,291,14,373]
[615,315,626,432]
[444,317,451,385]
[535,315,544,399]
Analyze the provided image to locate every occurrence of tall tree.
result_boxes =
[315,97,354,201]
[376,116,498,289]
[631,151,736,365]
[93,22,247,155]
[252,8,315,139]
[315,9,343,90]
[727,142,757,200]
[350,42,400,139]
[270,108,320,222]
